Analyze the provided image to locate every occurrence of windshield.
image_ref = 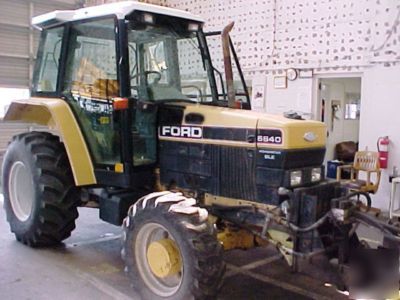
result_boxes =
[127,16,216,103]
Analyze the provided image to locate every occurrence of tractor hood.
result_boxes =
[161,103,326,150]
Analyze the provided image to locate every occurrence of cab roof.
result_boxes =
[32,1,204,29]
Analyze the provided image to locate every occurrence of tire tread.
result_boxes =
[2,131,79,247]
[122,193,225,300]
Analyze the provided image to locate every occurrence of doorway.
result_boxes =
[316,77,362,165]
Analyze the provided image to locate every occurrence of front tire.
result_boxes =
[122,191,225,300]
[2,132,80,247]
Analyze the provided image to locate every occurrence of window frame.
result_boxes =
[32,15,122,99]
[31,16,157,187]
[63,16,125,170]
[125,16,219,104]
[61,15,122,96]
[31,25,66,97]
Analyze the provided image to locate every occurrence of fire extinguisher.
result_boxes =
[377,136,390,169]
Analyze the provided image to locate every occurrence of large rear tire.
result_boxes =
[122,191,225,300]
[2,132,80,247]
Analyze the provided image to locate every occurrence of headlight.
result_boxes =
[311,167,322,182]
[290,170,302,186]
[143,13,154,24]
[188,22,200,31]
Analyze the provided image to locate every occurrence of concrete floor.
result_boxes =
[0,197,350,300]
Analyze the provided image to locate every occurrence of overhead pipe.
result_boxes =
[221,22,236,109]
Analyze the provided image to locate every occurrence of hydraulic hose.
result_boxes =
[331,191,372,209]
[288,212,331,233]
[211,203,331,233]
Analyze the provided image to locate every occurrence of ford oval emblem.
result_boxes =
[304,132,317,142]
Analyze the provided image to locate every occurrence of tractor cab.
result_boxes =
[31,2,249,187]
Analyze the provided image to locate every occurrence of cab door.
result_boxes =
[127,35,166,166]
[63,18,122,167]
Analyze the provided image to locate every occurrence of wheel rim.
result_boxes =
[135,222,183,297]
[8,161,35,222]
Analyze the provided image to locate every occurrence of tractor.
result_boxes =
[2,1,400,299]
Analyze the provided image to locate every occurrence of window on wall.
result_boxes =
[33,26,64,93]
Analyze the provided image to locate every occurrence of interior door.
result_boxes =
[319,78,361,163]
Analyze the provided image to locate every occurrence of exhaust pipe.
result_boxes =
[221,22,236,108]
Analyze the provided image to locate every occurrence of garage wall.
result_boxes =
[0,0,79,88]
[264,75,313,116]
[359,64,400,210]
[83,0,400,74]
[165,0,395,71]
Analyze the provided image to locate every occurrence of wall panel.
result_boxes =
[0,0,78,88]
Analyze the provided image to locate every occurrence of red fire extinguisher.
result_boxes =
[377,136,390,169]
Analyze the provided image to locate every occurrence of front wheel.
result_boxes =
[122,191,225,300]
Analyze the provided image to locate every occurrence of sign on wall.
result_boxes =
[251,74,267,111]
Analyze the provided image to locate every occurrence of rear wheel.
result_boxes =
[122,191,225,300]
[2,132,80,247]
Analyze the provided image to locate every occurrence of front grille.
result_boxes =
[220,147,257,200]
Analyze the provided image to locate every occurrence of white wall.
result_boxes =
[265,75,313,117]
[359,64,400,211]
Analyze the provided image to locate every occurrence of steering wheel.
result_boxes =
[131,71,162,85]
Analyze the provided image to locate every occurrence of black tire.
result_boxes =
[122,192,225,300]
[1,131,80,247]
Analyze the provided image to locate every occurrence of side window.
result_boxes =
[64,19,120,166]
[64,20,118,98]
[177,36,212,102]
[33,26,64,93]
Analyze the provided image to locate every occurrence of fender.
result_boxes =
[3,97,96,186]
